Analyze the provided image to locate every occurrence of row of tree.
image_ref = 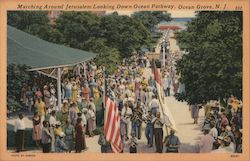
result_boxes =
[7,11,171,73]
[175,11,242,104]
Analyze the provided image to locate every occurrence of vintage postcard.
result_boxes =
[0,0,249,161]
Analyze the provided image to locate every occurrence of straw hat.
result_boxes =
[58,132,65,137]
[56,121,61,126]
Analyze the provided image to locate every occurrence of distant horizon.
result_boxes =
[106,10,196,18]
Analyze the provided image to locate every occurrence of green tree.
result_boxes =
[55,11,101,48]
[175,11,242,104]
[100,12,152,58]
[132,11,172,31]
[7,11,49,30]
[82,37,121,73]
[95,47,121,74]
[7,64,32,111]
[7,11,64,43]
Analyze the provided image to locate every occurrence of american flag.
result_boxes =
[104,80,122,153]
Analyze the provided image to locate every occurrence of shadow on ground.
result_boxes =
[179,142,199,153]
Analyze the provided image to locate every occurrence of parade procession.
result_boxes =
[7,10,242,154]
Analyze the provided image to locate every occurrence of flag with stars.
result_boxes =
[104,78,122,153]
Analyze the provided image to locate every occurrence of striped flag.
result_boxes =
[104,84,122,153]
[153,62,177,131]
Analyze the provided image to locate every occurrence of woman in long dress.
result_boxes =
[93,86,99,106]
[72,82,78,102]
[87,105,96,137]
[82,84,90,101]
[65,81,72,100]
[75,118,86,153]
[64,120,75,153]
[61,101,69,124]
[43,85,51,109]
[189,104,200,124]
[32,112,42,148]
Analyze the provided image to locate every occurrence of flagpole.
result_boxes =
[103,66,106,132]
[154,61,170,137]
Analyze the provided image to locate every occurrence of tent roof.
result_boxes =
[7,25,97,71]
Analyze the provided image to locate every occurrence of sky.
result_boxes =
[106,10,196,18]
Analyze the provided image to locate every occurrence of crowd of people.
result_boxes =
[197,98,242,153]
[13,50,242,154]
[14,55,182,153]
[16,60,102,153]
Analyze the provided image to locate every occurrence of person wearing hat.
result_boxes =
[55,132,68,153]
[88,97,96,113]
[76,112,87,131]
[69,103,78,126]
[14,113,26,152]
[43,85,51,109]
[72,82,78,103]
[35,87,43,100]
[134,79,141,102]
[131,101,143,140]
[139,88,147,105]
[51,121,63,151]
[128,131,138,153]
[220,113,229,128]
[61,100,69,124]
[198,125,215,153]
[49,110,57,152]
[225,125,235,144]
[162,74,171,97]
[121,102,133,141]
[87,103,96,137]
[98,129,112,153]
[41,121,52,153]
[82,83,90,101]
[63,120,75,153]
[219,125,228,138]
[65,80,72,100]
[149,95,159,117]
[34,97,46,125]
[212,136,234,153]
[141,77,148,90]
[148,76,155,88]
[209,121,218,139]
[152,112,164,153]
[89,77,95,98]
[189,104,200,124]
[54,121,63,137]
[75,118,87,153]
[32,112,42,149]
[164,129,181,153]
[145,110,154,147]
[93,85,100,106]
[145,88,154,109]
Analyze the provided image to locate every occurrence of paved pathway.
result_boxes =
[140,67,204,153]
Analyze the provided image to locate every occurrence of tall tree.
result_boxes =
[131,11,172,31]
[7,11,49,30]
[175,11,242,104]
[100,12,152,58]
[7,11,64,43]
[55,11,101,48]
[83,37,121,73]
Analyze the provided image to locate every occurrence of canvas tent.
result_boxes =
[7,25,97,108]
